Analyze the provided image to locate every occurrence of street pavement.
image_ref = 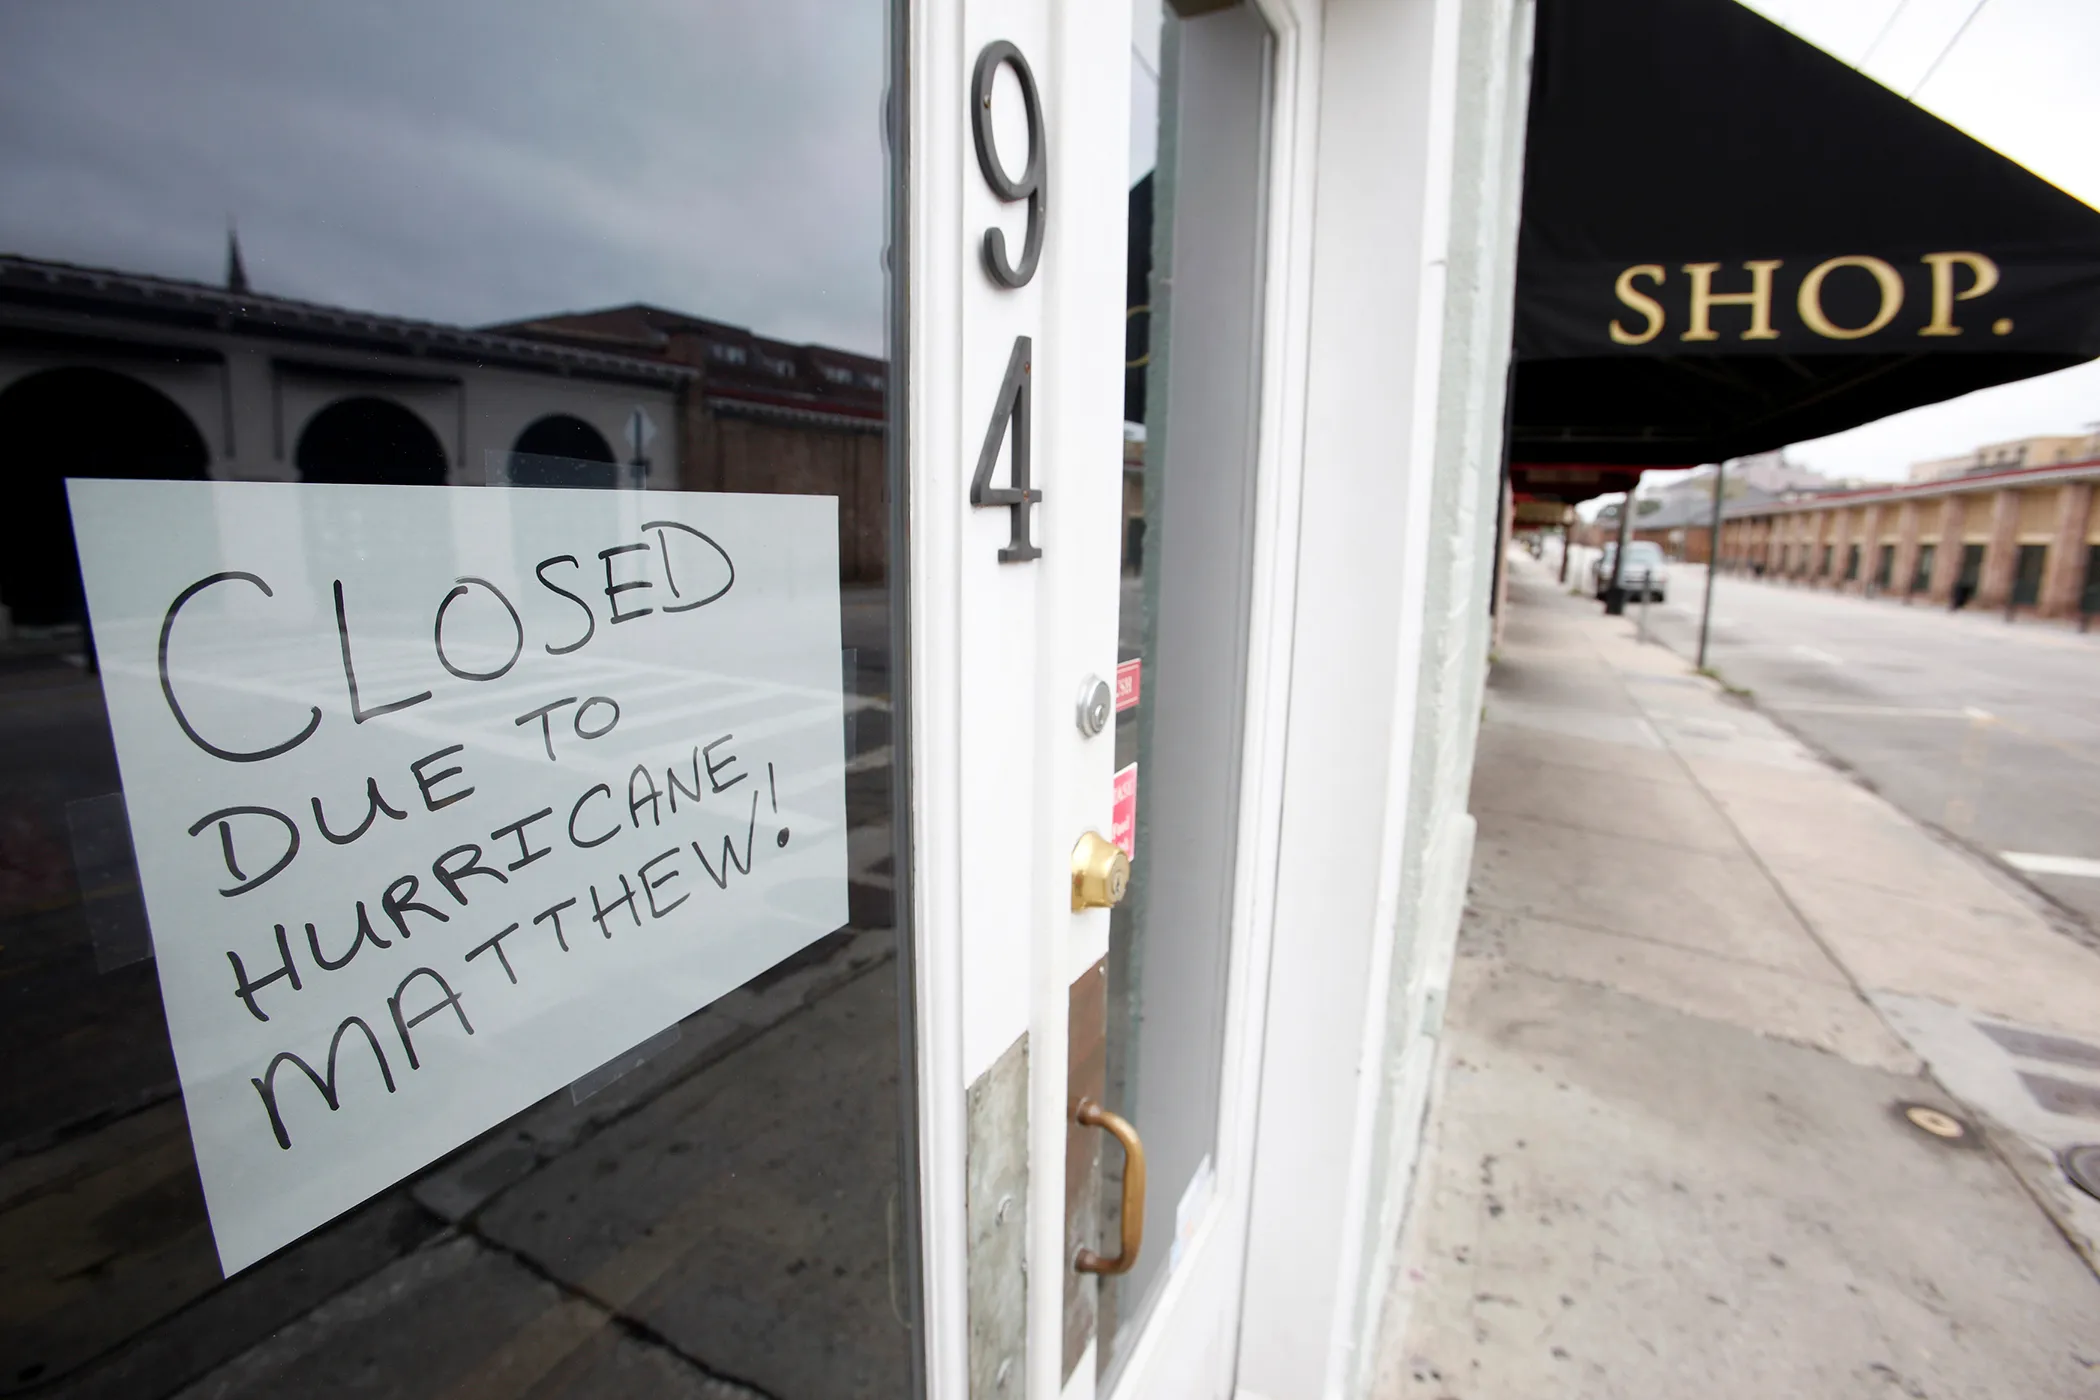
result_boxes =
[1559,540,2100,934]
[1376,553,2100,1399]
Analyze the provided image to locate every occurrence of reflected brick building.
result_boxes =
[1716,459,2100,618]
[0,254,888,634]
[488,302,888,583]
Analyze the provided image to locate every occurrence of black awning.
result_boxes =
[1511,0,2100,476]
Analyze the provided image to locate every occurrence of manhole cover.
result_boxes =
[1900,1103,1969,1141]
[2062,1144,2100,1202]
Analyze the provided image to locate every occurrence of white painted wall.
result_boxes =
[1234,0,1531,1396]
[1345,0,1533,1391]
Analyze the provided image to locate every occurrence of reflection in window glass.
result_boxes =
[0,4,911,1396]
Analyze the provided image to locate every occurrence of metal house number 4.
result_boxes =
[969,40,1045,563]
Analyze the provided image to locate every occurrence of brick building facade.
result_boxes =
[1716,460,2100,618]
[490,304,889,583]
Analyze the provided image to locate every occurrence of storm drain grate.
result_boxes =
[2062,1144,2100,1202]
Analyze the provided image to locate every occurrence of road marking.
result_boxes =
[1765,702,1993,720]
[1790,643,1844,665]
[2001,852,2100,880]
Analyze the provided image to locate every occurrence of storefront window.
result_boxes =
[0,5,913,1395]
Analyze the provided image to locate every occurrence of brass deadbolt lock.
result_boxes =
[1070,831,1130,911]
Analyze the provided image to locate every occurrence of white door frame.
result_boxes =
[902,0,1327,1396]
[1089,1,1316,1398]
[1235,1,1533,1397]
[901,0,1132,1396]
[901,0,1521,1395]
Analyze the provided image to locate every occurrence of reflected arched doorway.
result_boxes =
[294,397,447,486]
[293,398,449,604]
[0,367,210,627]
[506,413,617,489]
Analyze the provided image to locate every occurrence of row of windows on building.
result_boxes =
[699,336,883,391]
[1750,538,2100,611]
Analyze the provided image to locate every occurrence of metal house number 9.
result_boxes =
[969,40,1045,563]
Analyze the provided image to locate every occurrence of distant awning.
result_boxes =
[1509,0,2100,500]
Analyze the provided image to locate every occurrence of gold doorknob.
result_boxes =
[1070,831,1130,912]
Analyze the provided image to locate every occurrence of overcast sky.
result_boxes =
[1727,0,2100,484]
[0,1,889,355]
[0,1,2088,462]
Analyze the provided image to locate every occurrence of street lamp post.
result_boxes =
[1604,489,1634,615]
[1697,460,1726,670]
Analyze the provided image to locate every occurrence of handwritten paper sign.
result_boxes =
[68,479,848,1274]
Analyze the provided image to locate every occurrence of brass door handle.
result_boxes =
[1073,1097,1145,1276]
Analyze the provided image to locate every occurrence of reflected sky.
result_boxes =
[0,0,888,353]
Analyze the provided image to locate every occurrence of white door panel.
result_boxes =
[908,2,1303,1394]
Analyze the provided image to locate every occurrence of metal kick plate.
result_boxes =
[1064,958,1107,1382]
[967,1033,1029,1398]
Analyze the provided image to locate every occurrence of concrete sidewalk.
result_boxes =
[1375,553,2100,1398]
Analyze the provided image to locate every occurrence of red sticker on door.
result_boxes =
[1110,763,1137,859]
[1115,657,1142,712]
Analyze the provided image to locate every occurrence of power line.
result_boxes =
[1858,0,1911,68]
[1910,0,1991,99]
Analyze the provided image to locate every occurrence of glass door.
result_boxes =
[0,5,918,1397]
[896,0,1288,1391]
[1097,2,1276,1392]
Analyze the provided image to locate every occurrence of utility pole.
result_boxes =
[1604,488,1634,615]
[1697,460,1726,669]
[1559,516,1572,583]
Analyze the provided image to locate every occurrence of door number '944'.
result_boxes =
[970,40,1044,563]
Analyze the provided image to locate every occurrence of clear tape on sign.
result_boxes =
[569,1023,683,1105]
